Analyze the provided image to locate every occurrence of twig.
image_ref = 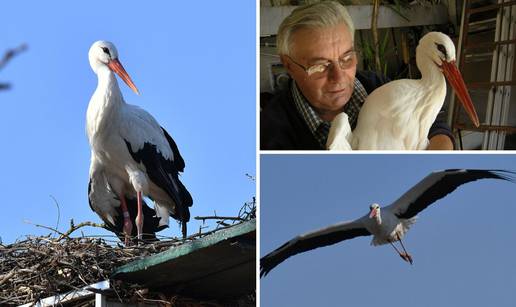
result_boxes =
[24,220,66,237]
[56,221,107,241]
[0,269,15,286]
[245,173,255,181]
[49,195,61,235]
[0,44,27,70]
[194,216,245,221]
[0,44,27,91]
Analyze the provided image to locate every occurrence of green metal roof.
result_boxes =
[111,220,256,299]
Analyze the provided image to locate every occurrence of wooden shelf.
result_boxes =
[260,4,449,36]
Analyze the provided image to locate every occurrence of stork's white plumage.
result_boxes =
[327,32,480,150]
[326,112,352,150]
[88,153,167,243]
[260,169,514,277]
[86,41,192,244]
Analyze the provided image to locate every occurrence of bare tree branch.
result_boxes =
[0,44,27,70]
[0,44,27,91]
[194,216,245,221]
[56,221,107,241]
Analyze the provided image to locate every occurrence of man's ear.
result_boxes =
[280,55,293,74]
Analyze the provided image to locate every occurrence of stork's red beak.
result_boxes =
[441,60,479,127]
[107,59,140,95]
[369,208,377,218]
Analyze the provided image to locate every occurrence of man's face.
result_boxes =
[282,23,357,120]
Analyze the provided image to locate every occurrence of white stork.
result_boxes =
[86,41,192,244]
[327,32,480,150]
[261,169,514,277]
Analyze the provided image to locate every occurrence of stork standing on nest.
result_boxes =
[86,41,193,244]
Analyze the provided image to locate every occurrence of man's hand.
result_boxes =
[427,134,454,150]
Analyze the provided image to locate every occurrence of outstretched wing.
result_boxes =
[387,169,515,219]
[260,218,370,277]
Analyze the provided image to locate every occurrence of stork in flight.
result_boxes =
[86,41,193,244]
[327,32,480,150]
[261,169,514,277]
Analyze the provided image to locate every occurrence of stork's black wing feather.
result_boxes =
[161,127,185,172]
[260,220,370,278]
[389,169,515,220]
[124,131,192,238]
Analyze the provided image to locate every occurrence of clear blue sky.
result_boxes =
[261,154,516,307]
[0,1,255,243]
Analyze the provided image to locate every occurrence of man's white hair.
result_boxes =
[277,1,355,56]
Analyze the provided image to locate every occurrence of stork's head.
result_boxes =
[88,40,139,95]
[417,32,479,127]
[368,203,380,219]
[418,32,457,66]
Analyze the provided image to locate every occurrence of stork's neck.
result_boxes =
[374,210,382,225]
[94,66,124,105]
[87,66,125,141]
[416,50,446,89]
[412,46,448,146]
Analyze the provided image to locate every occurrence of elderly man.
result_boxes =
[260,1,454,150]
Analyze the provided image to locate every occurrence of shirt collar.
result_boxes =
[291,81,328,138]
[291,78,368,148]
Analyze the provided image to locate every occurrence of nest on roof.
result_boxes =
[0,198,256,306]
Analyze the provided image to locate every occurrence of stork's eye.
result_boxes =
[101,47,111,56]
[435,43,447,58]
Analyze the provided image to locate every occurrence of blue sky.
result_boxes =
[0,1,255,243]
[261,154,516,307]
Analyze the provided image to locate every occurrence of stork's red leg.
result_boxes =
[389,240,412,264]
[119,195,132,246]
[389,241,403,255]
[135,191,144,242]
[397,234,413,265]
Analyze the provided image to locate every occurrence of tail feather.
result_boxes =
[182,221,187,239]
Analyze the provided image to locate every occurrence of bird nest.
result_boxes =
[0,199,256,306]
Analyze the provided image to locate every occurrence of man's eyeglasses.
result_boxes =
[286,50,357,79]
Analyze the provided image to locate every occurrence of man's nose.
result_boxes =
[328,63,347,82]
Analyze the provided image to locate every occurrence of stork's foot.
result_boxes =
[399,252,413,265]
[123,214,133,246]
